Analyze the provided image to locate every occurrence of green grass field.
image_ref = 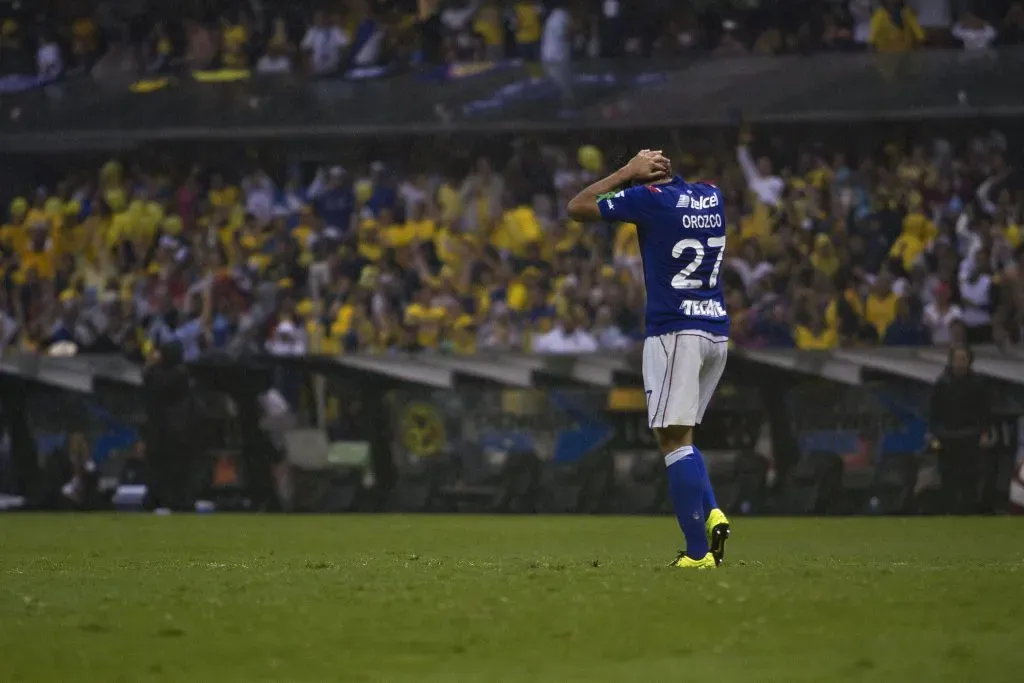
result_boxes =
[1,515,1022,683]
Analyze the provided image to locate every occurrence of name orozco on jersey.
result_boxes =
[680,299,728,318]
[681,214,723,229]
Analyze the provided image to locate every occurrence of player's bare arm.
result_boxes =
[566,150,671,222]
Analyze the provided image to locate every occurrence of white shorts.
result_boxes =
[642,330,728,429]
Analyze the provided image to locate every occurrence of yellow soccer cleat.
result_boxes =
[705,508,731,567]
[669,551,717,569]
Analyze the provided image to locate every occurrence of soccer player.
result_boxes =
[567,150,731,569]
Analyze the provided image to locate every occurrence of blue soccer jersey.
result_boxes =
[598,177,730,339]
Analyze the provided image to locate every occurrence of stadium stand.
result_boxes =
[0,0,1023,361]
[1,125,1022,359]
[2,0,1024,83]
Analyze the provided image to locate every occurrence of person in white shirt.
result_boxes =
[301,11,349,76]
[849,0,874,45]
[736,134,784,208]
[533,312,598,354]
[727,240,774,297]
[37,32,63,80]
[958,250,993,343]
[242,169,277,223]
[593,306,632,351]
[266,319,308,356]
[256,46,293,74]
[922,282,964,346]
[541,3,573,106]
[441,0,480,59]
[952,8,997,50]
[541,2,572,63]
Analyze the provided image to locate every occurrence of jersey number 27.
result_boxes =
[671,236,726,289]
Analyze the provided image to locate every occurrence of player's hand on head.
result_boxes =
[625,150,671,183]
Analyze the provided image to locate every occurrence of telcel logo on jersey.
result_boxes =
[676,194,719,210]
[680,299,728,318]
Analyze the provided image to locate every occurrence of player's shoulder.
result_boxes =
[636,178,695,204]
[687,180,721,194]
[602,182,676,210]
[624,182,676,198]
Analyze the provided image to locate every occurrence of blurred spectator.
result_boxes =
[61,432,98,508]
[36,432,98,510]
[598,0,624,58]
[255,55,291,76]
[37,29,63,79]
[958,249,994,343]
[441,0,483,62]
[146,21,173,73]
[923,282,963,345]
[473,1,505,61]
[266,16,296,58]
[184,18,217,69]
[928,346,991,514]
[267,315,308,356]
[910,0,953,44]
[884,297,929,345]
[479,304,522,351]
[533,309,597,353]
[513,0,544,60]
[118,440,149,493]
[348,3,386,68]
[301,10,349,76]
[220,10,251,69]
[70,12,101,69]
[737,134,784,208]
[820,9,855,51]
[753,303,798,348]
[540,1,571,63]
[593,305,631,351]
[868,0,925,52]
[715,20,749,57]
[952,7,997,50]
[865,274,900,339]
[795,305,837,350]
[1001,1,1024,45]
[850,0,875,47]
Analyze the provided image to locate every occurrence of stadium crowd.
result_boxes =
[3,0,1024,81]
[1,124,1022,358]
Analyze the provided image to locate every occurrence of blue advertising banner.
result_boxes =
[0,74,53,95]
[788,382,929,475]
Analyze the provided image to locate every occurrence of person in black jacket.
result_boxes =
[928,346,991,514]
[143,341,197,512]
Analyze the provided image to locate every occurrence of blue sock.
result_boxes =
[665,446,709,560]
[691,445,718,518]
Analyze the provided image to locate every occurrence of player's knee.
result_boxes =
[654,425,693,456]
